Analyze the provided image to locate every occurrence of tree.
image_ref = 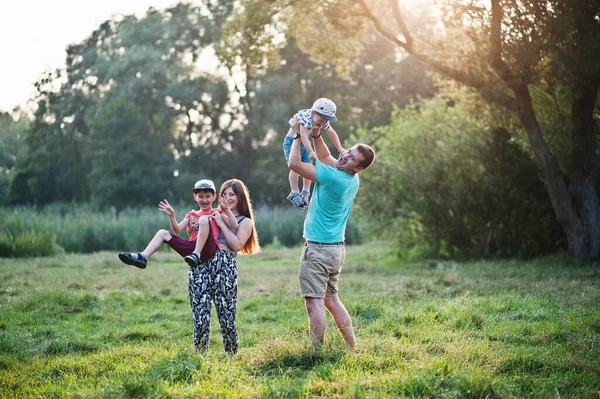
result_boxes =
[12,3,237,207]
[9,94,89,205]
[355,93,563,258]
[223,0,600,257]
[86,93,175,208]
[10,1,434,208]
[228,34,435,204]
[0,112,29,204]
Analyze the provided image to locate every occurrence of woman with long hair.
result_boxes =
[184,178,260,354]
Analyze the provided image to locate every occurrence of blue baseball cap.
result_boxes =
[192,179,216,193]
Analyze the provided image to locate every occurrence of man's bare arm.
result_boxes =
[312,130,337,167]
[289,131,317,181]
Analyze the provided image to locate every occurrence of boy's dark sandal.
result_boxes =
[185,253,200,267]
[118,253,147,269]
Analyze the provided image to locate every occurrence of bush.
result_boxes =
[344,214,365,245]
[355,94,565,258]
[0,232,12,256]
[0,231,61,257]
[13,231,59,257]
[254,206,365,247]
[0,204,367,257]
[0,207,63,257]
[0,204,169,256]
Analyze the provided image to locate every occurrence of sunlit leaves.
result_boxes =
[287,0,368,79]
[219,1,288,75]
[224,0,600,107]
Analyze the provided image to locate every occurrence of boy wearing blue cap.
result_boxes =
[283,98,345,209]
[118,179,238,269]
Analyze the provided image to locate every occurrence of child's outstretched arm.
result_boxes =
[219,195,239,229]
[326,125,345,154]
[158,199,188,234]
[312,129,337,167]
[299,124,317,160]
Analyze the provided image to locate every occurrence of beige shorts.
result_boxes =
[298,242,346,298]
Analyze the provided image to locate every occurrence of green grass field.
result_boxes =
[0,244,599,398]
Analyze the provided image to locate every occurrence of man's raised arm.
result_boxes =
[312,129,337,167]
[289,131,317,182]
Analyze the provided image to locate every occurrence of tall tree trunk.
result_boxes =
[515,84,600,257]
[568,79,600,256]
[488,0,600,257]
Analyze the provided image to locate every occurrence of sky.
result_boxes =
[0,0,184,112]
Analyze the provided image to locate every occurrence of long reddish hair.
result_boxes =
[220,179,260,255]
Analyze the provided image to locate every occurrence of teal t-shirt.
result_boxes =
[304,160,359,243]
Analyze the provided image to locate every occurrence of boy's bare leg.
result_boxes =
[185,217,211,267]
[324,296,356,349]
[140,229,172,258]
[193,217,210,254]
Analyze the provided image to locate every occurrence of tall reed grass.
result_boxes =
[0,204,365,257]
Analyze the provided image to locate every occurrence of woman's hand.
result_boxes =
[211,209,225,226]
[219,195,231,210]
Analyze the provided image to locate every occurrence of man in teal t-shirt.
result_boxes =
[288,125,375,350]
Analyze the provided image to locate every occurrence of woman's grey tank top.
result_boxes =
[217,215,246,249]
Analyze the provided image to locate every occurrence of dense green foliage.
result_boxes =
[0,204,364,257]
[242,36,435,204]
[222,0,600,258]
[2,3,434,209]
[2,0,598,258]
[355,93,565,258]
[9,3,234,207]
[1,246,599,397]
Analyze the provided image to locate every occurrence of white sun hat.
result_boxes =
[312,98,338,122]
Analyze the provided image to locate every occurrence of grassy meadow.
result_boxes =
[0,243,599,398]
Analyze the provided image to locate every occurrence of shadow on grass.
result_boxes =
[16,291,99,315]
[121,331,161,342]
[96,374,168,399]
[146,352,203,383]
[249,343,346,377]
[43,339,99,356]
[93,353,202,398]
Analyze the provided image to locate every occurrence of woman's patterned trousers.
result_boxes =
[188,249,238,354]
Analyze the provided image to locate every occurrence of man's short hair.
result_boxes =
[356,144,375,170]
